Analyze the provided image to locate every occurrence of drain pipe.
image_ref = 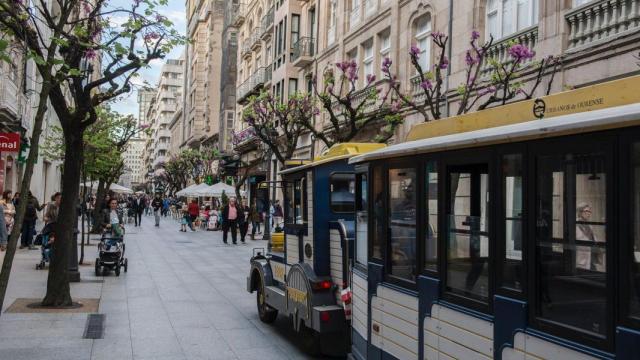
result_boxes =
[444,0,454,117]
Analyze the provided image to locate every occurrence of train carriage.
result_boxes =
[246,143,385,356]
[348,75,640,360]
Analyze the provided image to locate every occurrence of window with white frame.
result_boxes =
[328,0,337,44]
[363,41,374,84]
[351,0,361,29]
[365,0,376,16]
[414,15,431,72]
[379,31,391,77]
[573,0,593,6]
[486,0,538,41]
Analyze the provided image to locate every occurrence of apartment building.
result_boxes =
[142,58,184,173]
[219,0,241,154]
[0,1,64,202]
[119,137,146,189]
[137,89,156,128]
[183,0,225,150]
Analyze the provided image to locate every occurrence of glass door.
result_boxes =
[446,164,490,304]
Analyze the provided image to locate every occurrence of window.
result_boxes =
[365,0,376,16]
[371,165,384,260]
[379,31,391,78]
[388,167,417,282]
[486,0,538,40]
[285,177,306,225]
[291,14,300,48]
[363,41,374,83]
[288,78,298,96]
[501,154,523,292]
[328,0,337,44]
[630,142,640,321]
[414,16,431,72]
[574,0,593,6]
[446,165,490,304]
[356,173,368,266]
[535,149,608,339]
[425,161,438,272]
[330,173,356,213]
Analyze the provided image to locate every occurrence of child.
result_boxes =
[180,207,189,232]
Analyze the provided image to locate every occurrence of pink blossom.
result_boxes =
[381,57,392,73]
[410,45,421,58]
[439,56,449,70]
[390,100,401,112]
[508,44,535,61]
[366,74,376,84]
[471,30,480,41]
[420,80,432,90]
[143,32,160,43]
[84,48,97,60]
[465,51,478,66]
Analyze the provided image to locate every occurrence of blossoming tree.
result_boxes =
[0,0,185,308]
[385,30,558,122]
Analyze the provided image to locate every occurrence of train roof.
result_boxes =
[280,143,386,175]
[350,74,640,164]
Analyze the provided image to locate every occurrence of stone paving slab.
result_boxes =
[0,216,328,360]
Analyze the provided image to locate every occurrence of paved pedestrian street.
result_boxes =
[0,218,321,360]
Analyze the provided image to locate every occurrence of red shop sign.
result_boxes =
[0,133,20,152]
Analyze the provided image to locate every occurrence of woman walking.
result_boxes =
[0,191,13,251]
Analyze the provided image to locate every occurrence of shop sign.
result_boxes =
[0,133,20,152]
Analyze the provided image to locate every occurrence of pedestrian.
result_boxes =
[2,190,16,236]
[20,192,43,250]
[180,205,189,232]
[152,193,162,227]
[162,197,169,217]
[86,195,95,227]
[12,192,19,207]
[249,202,261,240]
[221,197,242,244]
[273,200,283,229]
[188,199,199,232]
[44,192,61,224]
[101,198,124,238]
[0,202,7,252]
[132,194,145,227]
[238,198,249,243]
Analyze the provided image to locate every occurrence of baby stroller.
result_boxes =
[35,223,55,270]
[95,227,128,276]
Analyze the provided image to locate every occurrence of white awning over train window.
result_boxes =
[350,102,640,164]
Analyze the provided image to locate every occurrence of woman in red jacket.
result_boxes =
[187,199,199,232]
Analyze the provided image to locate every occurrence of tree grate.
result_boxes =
[83,314,105,339]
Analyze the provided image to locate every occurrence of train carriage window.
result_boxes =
[371,166,384,260]
[535,151,608,338]
[446,166,490,303]
[502,154,523,291]
[285,177,306,225]
[630,143,640,320]
[388,167,417,282]
[330,173,356,213]
[356,173,368,266]
[425,161,438,272]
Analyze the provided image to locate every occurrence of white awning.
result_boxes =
[350,102,640,164]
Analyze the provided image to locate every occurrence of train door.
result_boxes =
[445,164,491,306]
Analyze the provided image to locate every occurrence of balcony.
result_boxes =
[481,26,538,74]
[328,26,336,45]
[566,0,640,50]
[231,2,246,27]
[241,41,252,59]
[261,7,274,39]
[0,74,22,120]
[236,67,266,104]
[291,37,315,67]
[250,29,262,50]
[233,126,259,152]
[350,6,361,30]
[157,129,172,139]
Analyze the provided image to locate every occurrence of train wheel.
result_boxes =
[256,280,277,324]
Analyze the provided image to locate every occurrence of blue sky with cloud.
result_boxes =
[109,0,186,118]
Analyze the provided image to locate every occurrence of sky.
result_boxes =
[109,0,187,118]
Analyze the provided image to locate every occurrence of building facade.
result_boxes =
[119,137,146,189]
[142,57,184,174]
[183,0,225,150]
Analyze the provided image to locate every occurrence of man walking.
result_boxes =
[221,197,242,244]
[151,193,163,227]
[20,192,43,249]
[132,194,145,227]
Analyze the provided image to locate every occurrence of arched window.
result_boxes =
[414,15,431,72]
[486,0,538,40]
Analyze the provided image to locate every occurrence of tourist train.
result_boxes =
[248,75,640,359]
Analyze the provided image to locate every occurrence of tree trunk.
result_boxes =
[91,180,107,233]
[0,84,51,316]
[42,129,84,307]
